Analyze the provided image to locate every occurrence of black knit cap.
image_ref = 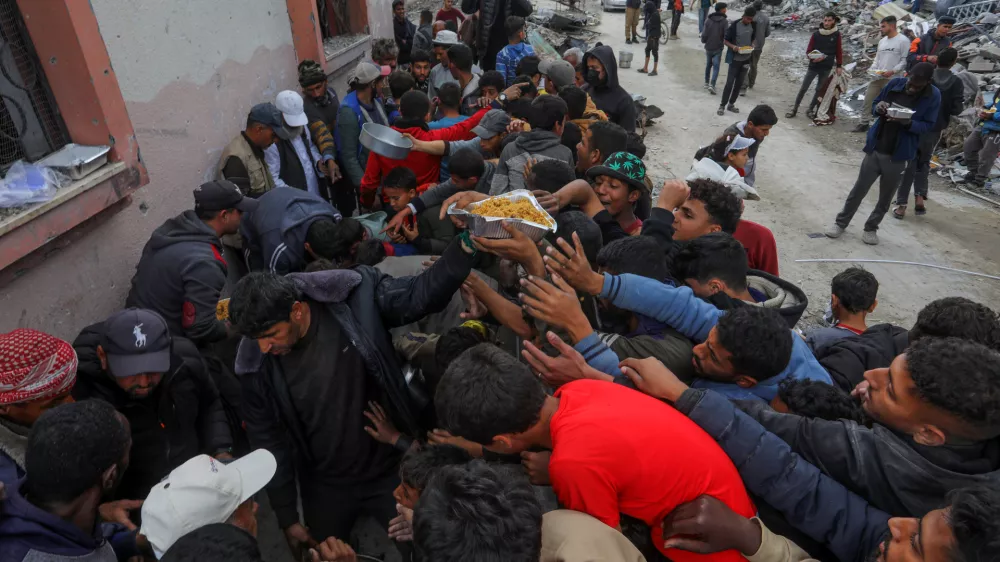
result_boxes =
[298,60,327,88]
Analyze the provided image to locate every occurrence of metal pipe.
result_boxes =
[794,258,1000,281]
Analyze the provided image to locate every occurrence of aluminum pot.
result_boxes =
[360,123,412,160]
[619,50,633,69]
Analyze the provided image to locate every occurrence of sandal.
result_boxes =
[915,205,926,216]
[638,68,648,73]
[892,206,906,220]
[785,109,797,118]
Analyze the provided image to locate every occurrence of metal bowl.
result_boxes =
[360,123,412,160]
[448,190,557,242]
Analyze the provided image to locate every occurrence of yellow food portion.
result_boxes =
[216,298,230,321]
[469,197,554,227]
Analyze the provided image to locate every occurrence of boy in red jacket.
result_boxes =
[360,90,488,209]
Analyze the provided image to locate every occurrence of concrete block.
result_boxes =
[968,56,998,73]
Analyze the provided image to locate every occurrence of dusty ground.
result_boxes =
[598,8,1000,328]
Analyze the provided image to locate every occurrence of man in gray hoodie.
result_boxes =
[126,180,258,346]
[490,95,574,194]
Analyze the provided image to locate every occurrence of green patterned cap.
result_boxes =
[585,151,648,192]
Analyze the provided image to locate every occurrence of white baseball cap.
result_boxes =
[275,90,309,127]
[140,450,277,558]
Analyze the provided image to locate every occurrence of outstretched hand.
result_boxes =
[519,274,591,341]
[440,191,489,220]
[363,401,402,446]
[543,233,604,296]
[662,495,762,555]
[522,331,613,388]
[619,357,689,403]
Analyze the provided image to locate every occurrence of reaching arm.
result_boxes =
[431,108,490,141]
[599,273,722,341]
[675,389,891,562]
[180,260,229,345]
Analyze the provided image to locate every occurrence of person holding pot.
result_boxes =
[336,61,392,210]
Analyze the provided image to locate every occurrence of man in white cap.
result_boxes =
[264,90,333,199]
[427,30,482,99]
[139,450,277,559]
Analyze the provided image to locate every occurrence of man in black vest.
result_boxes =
[263,90,332,199]
[787,12,842,119]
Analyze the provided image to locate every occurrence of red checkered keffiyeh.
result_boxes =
[0,328,77,405]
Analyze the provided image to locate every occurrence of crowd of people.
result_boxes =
[1,1,999,562]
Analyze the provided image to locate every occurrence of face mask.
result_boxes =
[585,69,602,86]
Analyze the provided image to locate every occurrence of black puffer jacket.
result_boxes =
[583,45,637,132]
[463,0,533,62]
[235,239,473,529]
[736,399,1000,518]
[72,323,232,501]
[814,323,908,392]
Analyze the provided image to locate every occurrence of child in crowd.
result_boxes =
[586,151,649,235]
[394,444,473,510]
[496,16,535,86]
[381,168,456,255]
[806,267,879,351]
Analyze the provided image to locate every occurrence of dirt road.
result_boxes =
[595,7,1000,327]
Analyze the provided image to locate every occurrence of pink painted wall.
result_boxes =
[0,1,298,339]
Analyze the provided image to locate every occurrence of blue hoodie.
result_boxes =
[0,479,137,562]
[575,273,833,401]
[239,187,342,275]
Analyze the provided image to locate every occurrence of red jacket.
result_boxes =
[360,108,489,207]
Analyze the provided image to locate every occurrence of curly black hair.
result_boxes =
[947,484,1000,562]
[906,337,1000,438]
[830,267,878,314]
[909,297,1000,351]
[400,444,473,491]
[716,307,793,380]
[687,178,743,234]
[414,460,542,562]
[435,344,547,445]
[777,378,866,424]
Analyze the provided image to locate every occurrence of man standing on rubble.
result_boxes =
[853,16,911,133]
[906,16,954,71]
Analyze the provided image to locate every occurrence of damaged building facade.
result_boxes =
[0,0,392,339]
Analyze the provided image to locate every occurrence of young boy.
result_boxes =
[639,0,662,76]
[585,151,648,235]
[496,18,534,87]
[381,167,457,255]
[805,267,878,351]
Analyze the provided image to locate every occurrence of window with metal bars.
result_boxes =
[0,0,68,172]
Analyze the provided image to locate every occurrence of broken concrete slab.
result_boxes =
[968,56,998,73]
[980,44,1000,62]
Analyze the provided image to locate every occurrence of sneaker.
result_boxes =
[862,230,879,245]
[708,85,717,95]
[739,88,747,96]
[717,107,725,116]
[824,225,845,238]
[704,83,709,89]
[648,70,658,76]
[852,122,870,133]
[726,104,740,113]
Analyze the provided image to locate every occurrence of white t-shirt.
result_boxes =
[871,33,912,75]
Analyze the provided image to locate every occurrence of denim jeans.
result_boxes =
[705,49,722,86]
[698,7,709,33]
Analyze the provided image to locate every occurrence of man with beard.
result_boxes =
[616,358,1000,562]
[229,233,476,558]
[298,60,352,212]
[72,309,233,501]
[532,249,833,401]
[0,400,143,562]
[410,49,433,95]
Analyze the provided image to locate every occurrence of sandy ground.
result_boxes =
[599,8,1000,328]
[254,8,1000,561]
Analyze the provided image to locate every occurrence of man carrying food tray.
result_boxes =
[717,7,757,117]
[786,12,843,120]
[853,16,912,133]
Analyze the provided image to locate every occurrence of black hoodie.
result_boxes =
[583,45,637,133]
[71,323,232,501]
[814,323,909,392]
[126,210,228,345]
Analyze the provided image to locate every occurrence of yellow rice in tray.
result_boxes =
[469,197,554,227]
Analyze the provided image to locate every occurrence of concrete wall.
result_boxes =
[367,0,395,39]
[0,0,298,339]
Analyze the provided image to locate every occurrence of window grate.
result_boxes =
[0,0,68,170]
